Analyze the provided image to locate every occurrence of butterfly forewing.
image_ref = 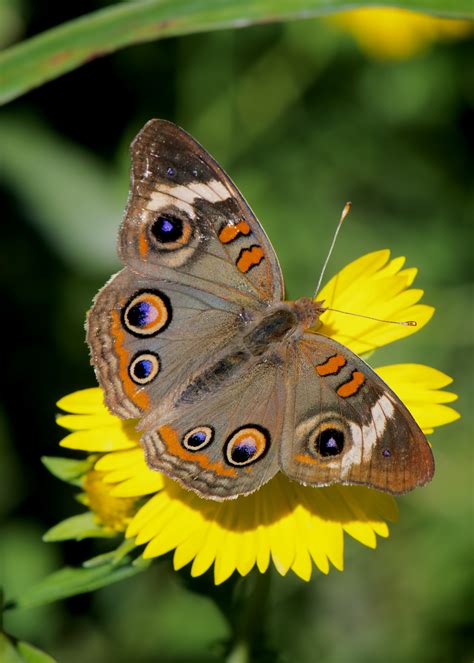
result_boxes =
[280,333,434,495]
[119,119,284,304]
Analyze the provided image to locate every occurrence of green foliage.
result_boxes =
[42,513,115,542]
[0,633,57,663]
[7,558,151,611]
[41,456,93,485]
[0,0,472,104]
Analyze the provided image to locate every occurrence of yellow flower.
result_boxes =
[83,470,139,533]
[55,251,459,584]
[329,9,473,60]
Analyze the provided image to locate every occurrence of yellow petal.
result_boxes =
[60,426,138,452]
[110,472,164,497]
[57,413,120,431]
[57,388,107,414]
[95,449,144,472]
[375,364,460,432]
[315,250,434,355]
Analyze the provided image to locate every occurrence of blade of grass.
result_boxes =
[0,0,472,105]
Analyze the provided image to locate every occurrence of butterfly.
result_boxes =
[86,119,434,501]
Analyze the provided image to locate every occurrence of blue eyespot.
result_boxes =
[383,448,392,458]
[225,425,270,466]
[230,440,257,464]
[183,426,214,451]
[315,428,344,456]
[166,166,176,177]
[129,353,160,385]
[128,300,155,328]
[123,290,172,337]
[151,215,183,243]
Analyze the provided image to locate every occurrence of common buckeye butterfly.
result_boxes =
[86,120,434,500]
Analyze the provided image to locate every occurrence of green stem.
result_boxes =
[226,570,272,663]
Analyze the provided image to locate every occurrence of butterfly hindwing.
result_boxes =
[141,356,287,499]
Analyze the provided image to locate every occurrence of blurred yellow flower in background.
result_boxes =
[329,8,473,59]
[51,251,459,584]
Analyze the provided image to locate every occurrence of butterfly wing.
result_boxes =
[119,119,284,303]
[280,333,434,495]
[87,118,285,423]
[87,267,255,420]
[140,354,287,499]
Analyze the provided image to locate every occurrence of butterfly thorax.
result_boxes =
[243,298,322,356]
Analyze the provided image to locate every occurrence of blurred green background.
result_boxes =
[0,2,473,661]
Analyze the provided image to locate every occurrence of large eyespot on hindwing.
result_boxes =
[182,426,215,451]
[122,290,172,337]
[224,425,270,466]
[129,352,160,385]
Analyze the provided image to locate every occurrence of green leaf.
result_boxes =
[0,633,57,663]
[42,512,115,542]
[16,641,57,663]
[41,456,92,486]
[0,633,23,663]
[0,0,472,105]
[7,558,150,610]
[83,538,138,568]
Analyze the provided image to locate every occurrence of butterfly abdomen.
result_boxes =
[177,350,249,405]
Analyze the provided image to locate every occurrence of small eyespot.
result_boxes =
[183,426,214,451]
[122,290,172,337]
[150,214,192,249]
[314,428,344,457]
[166,166,176,177]
[383,448,392,458]
[225,425,270,466]
[129,352,160,384]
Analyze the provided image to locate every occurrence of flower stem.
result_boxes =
[225,570,272,663]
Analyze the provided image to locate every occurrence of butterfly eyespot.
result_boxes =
[183,426,214,451]
[225,425,270,466]
[129,352,160,384]
[150,214,192,249]
[166,166,176,177]
[382,448,392,458]
[122,290,172,337]
[315,428,344,457]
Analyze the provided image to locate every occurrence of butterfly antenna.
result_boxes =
[320,307,417,327]
[314,202,417,327]
[314,202,351,299]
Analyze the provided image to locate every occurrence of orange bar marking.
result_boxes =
[139,232,149,258]
[237,245,264,273]
[337,370,365,398]
[159,425,237,477]
[316,354,346,376]
[295,453,320,466]
[219,220,251,244]
[111,310,149,410]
